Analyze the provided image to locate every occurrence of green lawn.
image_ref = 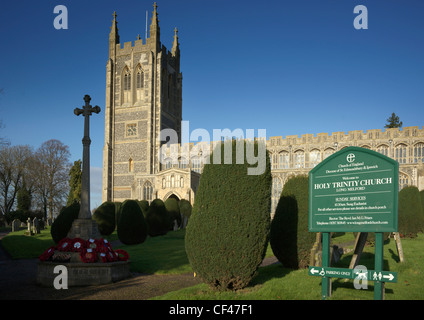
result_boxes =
[2,227,423,300]
[1,227,56,259]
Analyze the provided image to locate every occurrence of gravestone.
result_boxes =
[12,219,21,232]
[25,218,34,236]
[33,218,40,234]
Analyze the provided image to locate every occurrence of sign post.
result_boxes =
[308,147,398,300]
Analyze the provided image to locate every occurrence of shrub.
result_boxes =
[165,198,181,229]
[92,201,116,236]
[398,186,424,238]
[117,200,148,245]
[146,199,173,237]
[137,200,149,218]
[185,140,271,291]
[51,202,80,243]
[114,202,122,225]
[179,199,192,228]
[270,175,316,269]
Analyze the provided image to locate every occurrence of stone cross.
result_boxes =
[74,95,100,219]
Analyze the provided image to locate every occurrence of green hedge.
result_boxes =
[117,200,148,245]
[137,200,149,218]
[270,175,315,269]
[51,202,80,243]
[92,201,116,236]
[146,199,172,237]
[165,198,181,229]
[185,140,271,291]
[398,186,424,238]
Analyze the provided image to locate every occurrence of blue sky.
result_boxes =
[0,0,423,209]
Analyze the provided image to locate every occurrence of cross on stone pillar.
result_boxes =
[74,95,100,219]
[67,95,101,240]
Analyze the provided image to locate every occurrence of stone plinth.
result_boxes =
[36,260,131,287]
[67,219,100,239]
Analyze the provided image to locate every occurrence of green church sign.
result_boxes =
[309,147,398,233]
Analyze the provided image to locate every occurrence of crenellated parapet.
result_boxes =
[267,126,424,149]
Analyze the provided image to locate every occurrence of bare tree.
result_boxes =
[0,145,33,218]
[31,140,71,220]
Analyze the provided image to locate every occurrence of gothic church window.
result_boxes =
[191,157,202,173]
[123,67,131,103]
[414,143,424,163]
[178,157,188,169]
[377,145,389,157]
[309,150,321,168]
[294,150,305,168]
[399,173,409,190]
[129,158,134,172]
[395,144,407,164]
[143,181,153,201]
[279,152,289,169]
[323,148,334,160]
[136,65,144,102]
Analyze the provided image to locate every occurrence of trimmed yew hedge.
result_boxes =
[51,202,80,243]
[146,199,173,237]
[270,175,316,269]
[398,186,424,238]
[93,201,116,236]
[117,199,148,245]
[165,197,181,229]
[185,140,271,291]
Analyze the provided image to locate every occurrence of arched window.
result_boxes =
[271,153,278,169]
[162,178,166,189]
[178,157,188,169]
[395,144,407,164]
[399,172,409,190]
[165,158,173,170]
[128,158,134,172]
[294,150,305,168]
[136,65,144,102]
[180,176,184,188]
[143,181,153,201]
[192,157,202,173]
[377,144,389,157]
[324,148,335,160]
[123,67,131,103]
[414,143,424,163]
[171,175,175,188]
[309,149,321,168]
[279,152,289,169]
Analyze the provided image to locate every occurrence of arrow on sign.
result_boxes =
[310,268,319,275]
[383,273,395,281]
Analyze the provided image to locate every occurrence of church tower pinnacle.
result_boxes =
[171,27,180,57]
[149,2,160,41]
[109,11,120,59]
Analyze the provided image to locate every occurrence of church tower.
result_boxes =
[102,3,183,203]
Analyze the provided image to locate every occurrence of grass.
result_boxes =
[1,227,55,259]
[153,232,424,300]
[116,229,192,274]
[2,226,423,300]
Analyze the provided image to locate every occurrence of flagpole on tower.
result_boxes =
[145,10,148,40]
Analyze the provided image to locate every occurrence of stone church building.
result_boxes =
[102,4,424,217]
